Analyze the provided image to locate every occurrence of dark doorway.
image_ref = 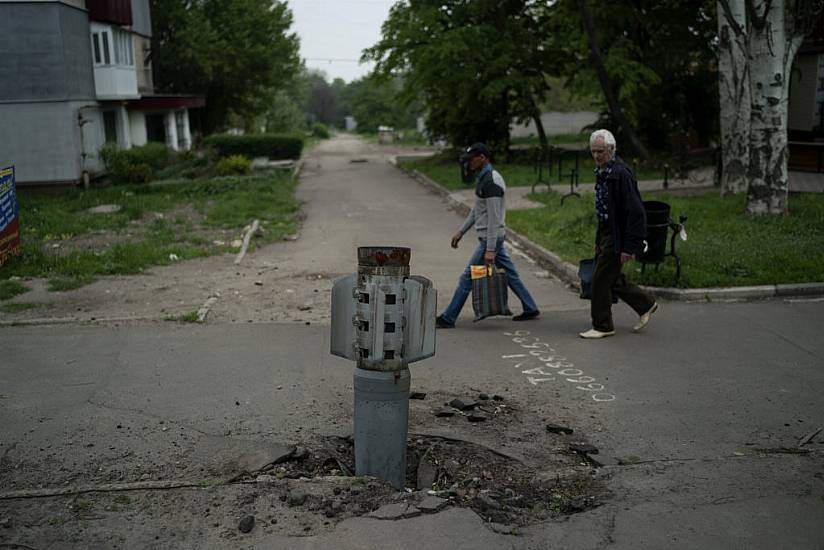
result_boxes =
[146,114,166,143]
[103,111,117,143]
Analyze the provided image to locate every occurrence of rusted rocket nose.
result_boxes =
[357,246,411,268]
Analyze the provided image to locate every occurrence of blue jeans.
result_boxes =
[439,237,538,324]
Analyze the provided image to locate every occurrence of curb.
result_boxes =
[0,315,164,327]
[394,161,824,302]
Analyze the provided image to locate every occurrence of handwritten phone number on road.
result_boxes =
[502,330,616,402]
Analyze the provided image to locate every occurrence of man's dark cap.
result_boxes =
[460,142,491,162]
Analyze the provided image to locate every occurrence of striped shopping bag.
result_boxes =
[470,265,512,321]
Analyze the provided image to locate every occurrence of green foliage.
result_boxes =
[153,155,209,180]
[204,134,304,160]
[365,1,559,150]
[311,123,331,139]
[547,0,719,150]
[166,311,200,323]
[400,154,664,191]
[305,72,340,127]
[0,302,40,313]
[151,0,301,133]
[215,155,252,176]
[507,190,824,288]
[339,75,422,134]
[99,143,171,184]
[0,279,29,300]
[2,172,299,290]
[265,88,309,133]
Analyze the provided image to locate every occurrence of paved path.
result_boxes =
[1,134,822,549]
[295,134,584,319]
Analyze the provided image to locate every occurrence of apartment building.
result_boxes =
[0,0,204,185]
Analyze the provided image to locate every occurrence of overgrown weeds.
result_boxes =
[0,171,299,292]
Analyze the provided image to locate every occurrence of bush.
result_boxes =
[215,155,252,176]
[311,123,330,139]
[203,133,304,160]
[99,142,171,184]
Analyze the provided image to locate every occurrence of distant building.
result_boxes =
[344,116,357,132]
[510,111,599,139]
[0,0,205,185]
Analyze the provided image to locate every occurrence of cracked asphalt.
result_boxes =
[1,134,823,549]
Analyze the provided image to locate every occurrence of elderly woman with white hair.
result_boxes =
[580,129,658,339]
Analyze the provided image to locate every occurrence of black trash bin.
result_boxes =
[639,200,671,263]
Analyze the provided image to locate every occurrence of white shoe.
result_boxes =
[579,328,615,339]
[633,302,658,332]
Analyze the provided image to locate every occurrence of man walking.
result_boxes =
[436,143,540,329]
[580,129,657,339]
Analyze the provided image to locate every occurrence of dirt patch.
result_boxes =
[47,204,241,258]
[0,435,605,549]
[257,434,605,526]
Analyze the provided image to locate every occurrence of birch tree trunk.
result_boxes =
[717,0,751,194]
[745,0,804,215]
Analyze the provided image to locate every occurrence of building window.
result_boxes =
[101,31,111,64]
[113,29,134,66]
[103,111,118,143]
[92,33,102,64]
[92,30,112,66]
[91,27,133,66]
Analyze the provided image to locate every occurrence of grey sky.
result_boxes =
[288,0,396,83]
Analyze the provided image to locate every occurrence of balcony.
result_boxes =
[87,0,133,27]
[91,23,138,100]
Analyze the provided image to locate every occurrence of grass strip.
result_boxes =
[0,280,30,300]
[507,190,824,288]
[400,155,665,191]
[0,171,299,291]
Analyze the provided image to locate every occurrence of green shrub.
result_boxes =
[99,142,171,184]
[215,155,252,176]
[154,155,209,180]
[0,280,29,300]
[203,133,304,160]
[311,123,330,139]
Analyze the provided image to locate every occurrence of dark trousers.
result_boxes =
[592,233,655,332]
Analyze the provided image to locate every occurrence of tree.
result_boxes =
[364,0,559,152]
[305,71,339,126]
[151,0,301,134]
[339,75,420,133]
[718,0,823,214]
[264,68,311,133]
[547,0,718,159]
[575,0,650,160]
[718,0,751,194]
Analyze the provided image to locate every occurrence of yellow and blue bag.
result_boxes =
[470,265,512,321]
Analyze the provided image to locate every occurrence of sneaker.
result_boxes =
[435,315,455,329]
[633,302,658,332]
[512,310,540,321]
[579,328,615,339]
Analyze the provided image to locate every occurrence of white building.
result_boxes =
[0,0,205,185]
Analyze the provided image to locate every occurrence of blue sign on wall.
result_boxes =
[0,166,21,266]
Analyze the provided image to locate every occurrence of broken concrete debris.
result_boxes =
[546,423,574,435]
[238,515,255,533]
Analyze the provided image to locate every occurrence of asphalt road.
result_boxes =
[1,134,822,549]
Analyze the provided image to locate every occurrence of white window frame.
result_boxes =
[91,26,134,67]
[91,28,112,66]
[113,28,134,66]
